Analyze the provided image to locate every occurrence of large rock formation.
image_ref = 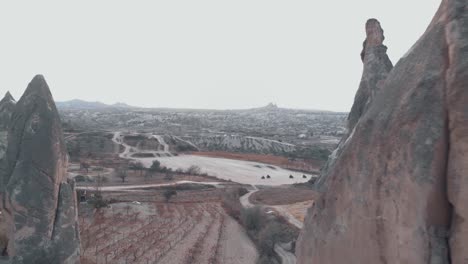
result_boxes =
[0,75,80,263]
[297,0,468,263]
[0,92,16,130]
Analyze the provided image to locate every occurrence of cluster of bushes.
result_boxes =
[241,207,298,264]
[221,188,298,264]
[146,161,207,177]
[221,187,249,221]
[115,160,209,183]
[74,174,109,183]
[87,193,109,208]
[287,147,331,161]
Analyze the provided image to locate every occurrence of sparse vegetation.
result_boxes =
[163,189,177,202]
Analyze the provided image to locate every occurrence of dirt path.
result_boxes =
[112,131,173,159]
[218,215,258,264]
[152,135,170,152]
[275,244,297,264]
[112,131,132,158]
[239,186,258,208]
[75,180,222,191]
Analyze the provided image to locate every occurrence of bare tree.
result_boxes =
[80,161,90,173]
[116,167,128,183]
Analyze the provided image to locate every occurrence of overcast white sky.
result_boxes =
[0,1,440,111]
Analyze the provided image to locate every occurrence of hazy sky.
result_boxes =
[0,1,440,111]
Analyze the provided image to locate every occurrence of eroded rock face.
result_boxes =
[0,75,80,263]
[0,92,16,130]
[297,1,468,263]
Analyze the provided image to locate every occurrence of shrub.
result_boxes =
[164,172,174,181]
[186,165,201,175]
[163,189,177,202]
[149,160,161,171]
[221,187,244,220]
[74,175,87,182]
[88,194,108,208]
[241,207,264,232]
[258,222,282,256]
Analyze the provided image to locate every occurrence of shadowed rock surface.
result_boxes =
[0,75,80,263]
[0,92,16,131]
[297,0,468,263]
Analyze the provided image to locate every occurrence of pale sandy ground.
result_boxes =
[137,155,312,186]
[112,131,311,185]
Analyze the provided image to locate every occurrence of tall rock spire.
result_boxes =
[348,19,393,133]
[0,92,16,130]
[297,0,468,263]
[314,19,393,188]
[1,75,80,263]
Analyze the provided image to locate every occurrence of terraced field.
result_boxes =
[80,202,257,264]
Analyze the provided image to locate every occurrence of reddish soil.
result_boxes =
[187,151,322,173]
[79,195,257,264]
[250,186,317,205]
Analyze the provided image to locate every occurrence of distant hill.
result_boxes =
[56,99,134,110]
[56,99,347,115]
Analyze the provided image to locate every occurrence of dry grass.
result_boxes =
[275,200,314,223]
